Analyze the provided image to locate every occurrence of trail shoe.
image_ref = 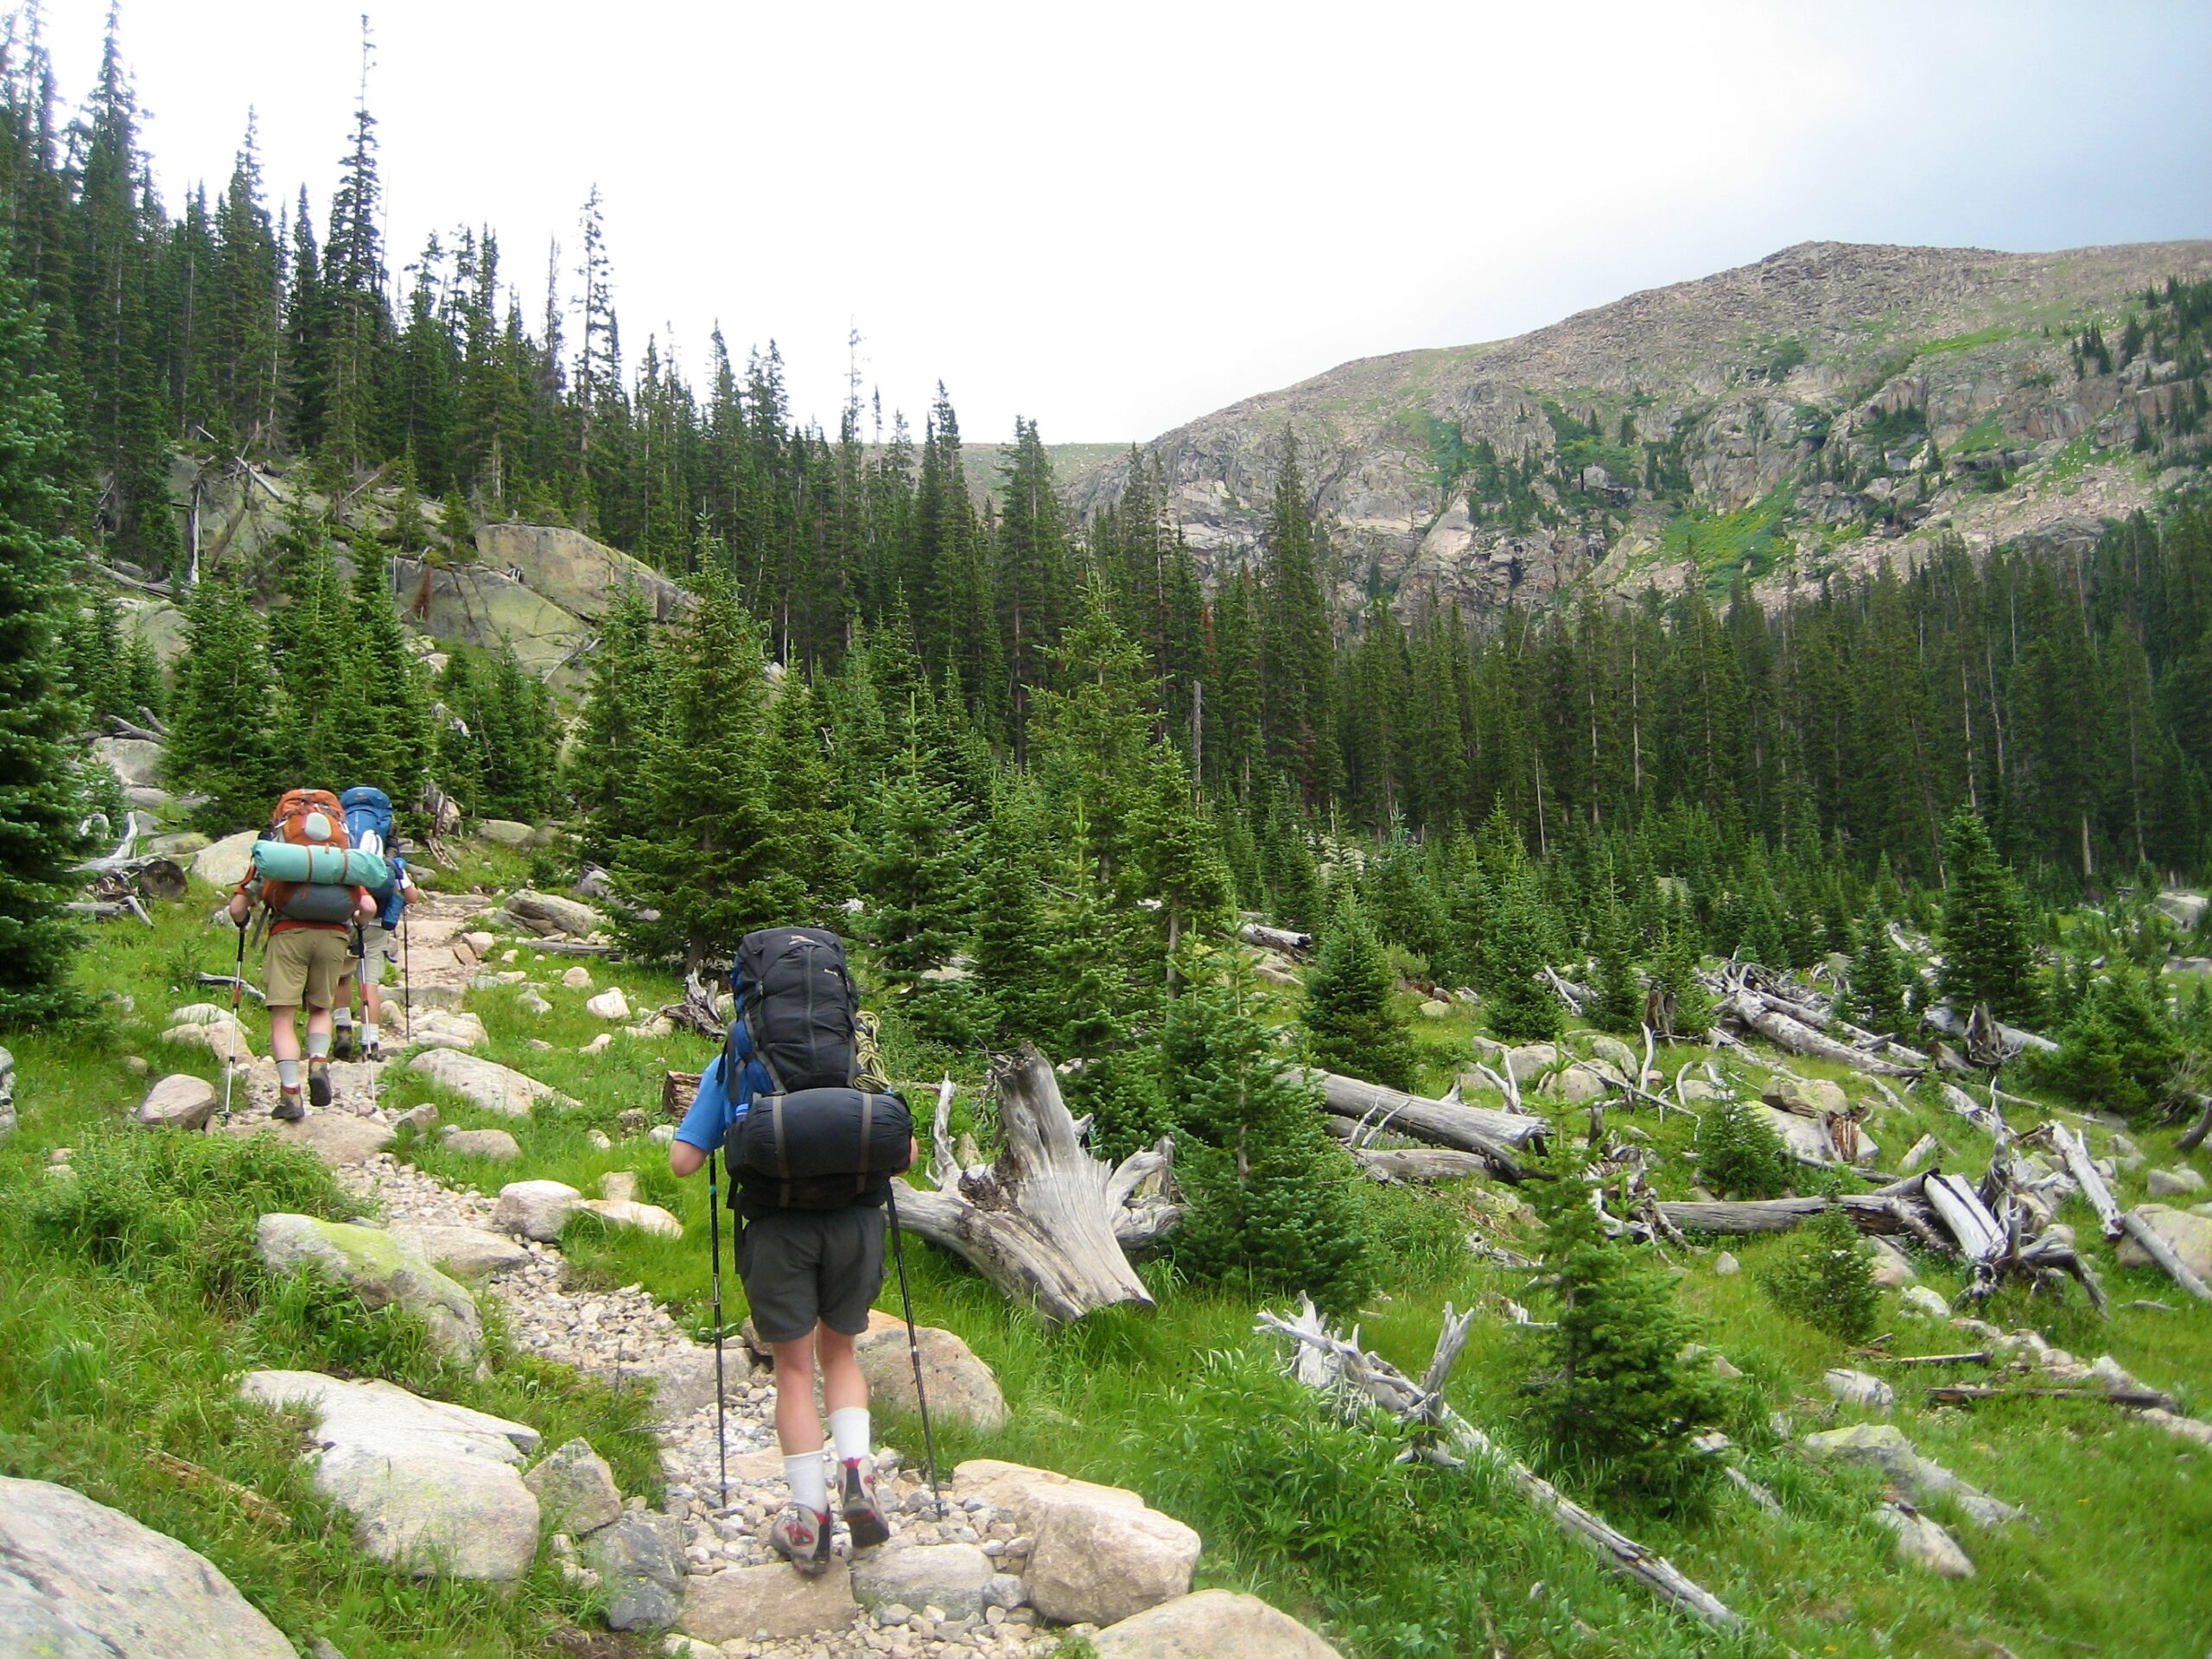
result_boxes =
[273,1089,306,1122]
[364,1042,383,1065]
[840,1459,890,1549]
[332,1026,356,1061]
[768,1503,834,1576]
[308,1062,333,1108]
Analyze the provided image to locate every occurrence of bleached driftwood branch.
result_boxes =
[1258,1296,1743,1631]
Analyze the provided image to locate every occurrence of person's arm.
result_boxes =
[670,1055,733,1178]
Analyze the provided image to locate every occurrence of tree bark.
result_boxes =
[1238,921,1314,957]
[1340,1144,1496,1184]
[887,1046,1174,1322]
[1655,1195,1934,1238]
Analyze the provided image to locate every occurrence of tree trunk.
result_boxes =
[1721,993,1917,1077]
[1238,921,1314,957]
[887,1048,1175,1323]
[1301,1069,1547,1179]
[1655,1195,1936,1239]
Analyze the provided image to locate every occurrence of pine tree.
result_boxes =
[1644,919,1714,1040]
[0,238,89,1017]
[1588,898,1645,1035]
[342,535,430,798]
[1693,1095,1792,1198]
[858,739,976,1039]
[167,574,283,828]
[2042,965,2182,1118]
[1133,742,1234,982]
[762,674,853,917]
[1301,896,1417,1089]
[1761,1202,1880,1342]
[971,778,1058,1046]
[568,584,661,858]
[1937,807,2043,1022]
[1840,909,1909,1035]
[1526,1147,1723,1510]
[1166,952,1375,1313]
[612,569,800,968]
[1478,868,1562,1043]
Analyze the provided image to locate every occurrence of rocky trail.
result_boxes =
[102,882,1258,1658]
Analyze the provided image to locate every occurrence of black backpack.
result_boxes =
[725,927,859,1096]
[721,929,906,1211]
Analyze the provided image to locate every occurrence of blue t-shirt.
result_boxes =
[673,1050,772,1154]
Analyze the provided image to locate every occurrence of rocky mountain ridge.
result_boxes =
[1061,239,2212,617]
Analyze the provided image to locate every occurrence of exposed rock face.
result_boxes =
[1091,1588,1344,1657]
[1063,240,2212,623]
[92,735,165,789]
[256,1213,483,1360]
[0,1476,296,1659]
[239,1370,541,1580]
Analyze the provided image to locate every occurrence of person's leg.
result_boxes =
[265,931,311,1118]
[362,978,384,1057]
[333,969,356,1058]
[817,1205,889,1544]
[304,933,343,1106]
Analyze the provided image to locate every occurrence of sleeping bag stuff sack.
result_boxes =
[727,1085,914,1210]
[251,841,391,891]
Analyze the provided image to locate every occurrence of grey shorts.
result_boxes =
[351,923,396,987]
[738,1205,886,1344]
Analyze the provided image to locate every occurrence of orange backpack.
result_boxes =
[258,789,356,924]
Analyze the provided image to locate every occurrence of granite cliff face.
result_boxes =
[1061,240,2212,616]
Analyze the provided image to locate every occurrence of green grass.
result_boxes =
[1949,411,2009,458]
[1914,327,2021,359]
[1648,482,1799,594]
[20,882,2212,1658]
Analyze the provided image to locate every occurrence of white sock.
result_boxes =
[276,1059,302,1091]
[785,1452,829,1515]
[362,1022,379,1048]
[306,1032,331,1060]
[334,1012,353,1031]
[829,1407,872,1465]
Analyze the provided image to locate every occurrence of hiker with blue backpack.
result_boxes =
[227,789,383,1120]
[669,927,926,1576]
[332,787,413,1064]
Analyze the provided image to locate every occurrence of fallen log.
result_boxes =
[1238,921,1313,957]
[887,1046,1173,1322]
[2177,1096,2212,1155]
[1720,993,1916,1077]
[1656,1195,1935,1239]
[1303,1069,1546,1179]
[519,938,623,958]
[1922,1002,2059,1058]
[1262,1297,1743,1631]
[1344,1145,1495,1184]
[1926,1383,2181,1412]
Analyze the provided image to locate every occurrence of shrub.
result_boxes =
[1525,1156,1723,1511]
[1693,1096,1793,1199]
[2033,966,2183,1118]
[1761,1204,1880,1343]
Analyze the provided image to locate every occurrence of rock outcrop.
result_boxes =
[255,1213,483,1360]
[0,1477,296,1659]
[239,1370,543,1580]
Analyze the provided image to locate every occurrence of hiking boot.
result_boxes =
[363,1042,382,1065]
[273,1089,306,1122]
[767,1503,834,1576]
[840,1460,890,1549]
[332,1027,356,1062]
[308,1062,332,1108]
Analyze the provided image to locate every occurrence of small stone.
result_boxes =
[1901,1286,1952,1319]
[2146,1166,2207,1198]
[563,965,594,990]
[136,1072,218,1130]
[586,1128,613,1150]
[442,1127,523,1161]
[1823,1368,1895,1414]
[524,1437,625,1536]
[399,1102,440,1132]
[518,989,553,1016]
[587,988,632,1021]
[1878,1504,1974,1578]
[581,1033,613,1057]
[1713,1251,1740,1276]
[124,1054,149,1075]
[650,1124,676,1145]
[601,1170,640,1202]
[493,1179,582,1241]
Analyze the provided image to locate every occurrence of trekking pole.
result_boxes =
[218,918,245,1123]
[401,905,411,1044]
[882,1182,944,1519]
[707,1147,729,1509]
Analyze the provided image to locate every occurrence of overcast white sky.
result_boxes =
[33,0,2212,445]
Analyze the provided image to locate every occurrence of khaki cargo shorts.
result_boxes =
[352,922,396,987]
[265,926,350,1010]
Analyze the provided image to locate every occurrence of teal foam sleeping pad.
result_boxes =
[250,841,391,889]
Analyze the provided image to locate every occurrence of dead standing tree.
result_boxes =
[887,1046,1180,1322]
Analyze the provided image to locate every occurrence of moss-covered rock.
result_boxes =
[254,1213,481,1360]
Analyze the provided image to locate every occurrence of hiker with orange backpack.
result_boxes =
[226,789,381,1121]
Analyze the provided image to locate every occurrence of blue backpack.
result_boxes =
[340,786,400,908]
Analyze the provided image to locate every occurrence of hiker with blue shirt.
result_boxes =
[669,930,915,1575]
